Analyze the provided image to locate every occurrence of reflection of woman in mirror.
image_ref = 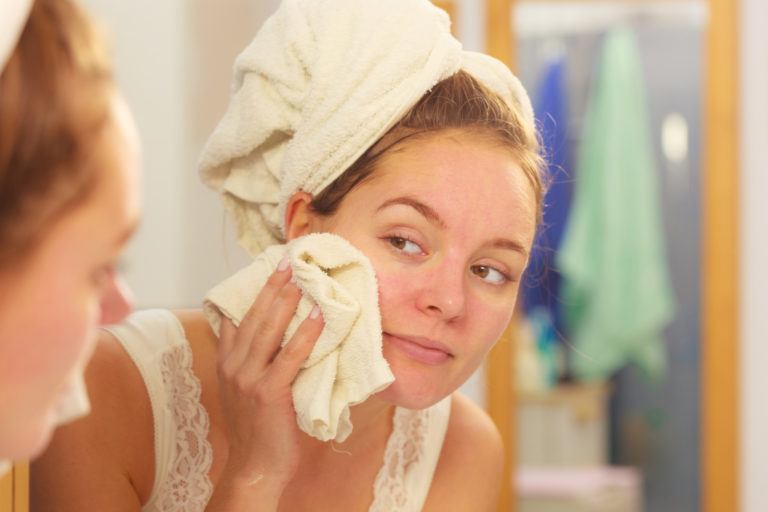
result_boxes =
[0,0,140,475]
[32,0,544,510]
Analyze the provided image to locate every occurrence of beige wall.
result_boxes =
[81,0,281,308]
[740,0,768,509]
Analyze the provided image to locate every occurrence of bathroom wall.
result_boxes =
[740,0,768,509]
[81,0,284,308]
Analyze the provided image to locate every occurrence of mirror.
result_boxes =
[484,1,739,511]
[12,1,739,512]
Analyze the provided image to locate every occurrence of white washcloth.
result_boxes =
[198,0,533,257]
[204,233,394,442]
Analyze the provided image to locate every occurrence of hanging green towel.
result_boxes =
[557,28,675,382]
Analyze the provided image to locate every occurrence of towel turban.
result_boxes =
[199,0,533,256]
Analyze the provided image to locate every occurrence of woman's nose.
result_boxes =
[415,263,466,321]
[99,273,134,325]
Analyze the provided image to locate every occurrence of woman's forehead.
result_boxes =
[346,135,537,241]
[367,132,528,195]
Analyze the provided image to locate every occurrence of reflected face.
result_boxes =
[309,129,537,408]
[0,95,141,460]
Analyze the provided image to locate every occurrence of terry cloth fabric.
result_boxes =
[522,53,573,339]
[204,233,394,442]
[0,0,33,72]
[198,0,533,257]
[557,28,675,381]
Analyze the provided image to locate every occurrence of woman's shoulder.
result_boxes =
[446,392,503,446]
[31,327,156,508]
[423,393,504,511]
[103,308,218,389]
[172,309,217,352]
[444,393,504,469]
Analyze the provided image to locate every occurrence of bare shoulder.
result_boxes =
[423,393,504,512]
[31,329,152,510]
[174,308,216,343]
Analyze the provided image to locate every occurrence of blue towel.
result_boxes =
[522,54,573,341]
[557,29,675,381]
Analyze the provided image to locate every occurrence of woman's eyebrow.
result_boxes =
[489,237,528,257]
[376,196,446,229]
[376,197,528,256]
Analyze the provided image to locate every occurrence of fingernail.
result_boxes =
[277,256,290,272]
[310,305,321,319]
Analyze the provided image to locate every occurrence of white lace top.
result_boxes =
[105,309,451,512]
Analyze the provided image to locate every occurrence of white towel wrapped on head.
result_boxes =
[199,0,535,260]
[204,233,394,442]
[199,0,464,256]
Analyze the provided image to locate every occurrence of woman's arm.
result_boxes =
[423,393,505,512]
[31,331,153,511]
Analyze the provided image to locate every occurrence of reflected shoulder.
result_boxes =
[423,392,504,512]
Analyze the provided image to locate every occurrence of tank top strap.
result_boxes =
[104,309,213,512]
[370,396,452,512]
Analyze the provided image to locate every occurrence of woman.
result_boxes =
[32,0,543,510]
[0,0,141,472]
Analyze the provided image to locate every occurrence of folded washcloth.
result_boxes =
[198,0,533,257]
[204,233,394,442]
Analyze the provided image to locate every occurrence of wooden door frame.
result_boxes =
[484,1,740,511]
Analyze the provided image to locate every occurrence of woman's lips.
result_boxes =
[384,333,453,365]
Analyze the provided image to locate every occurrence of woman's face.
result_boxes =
[0,95,141,460]
[306,129,537,408]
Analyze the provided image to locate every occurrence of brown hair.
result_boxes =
[0,0,113,268]
[311,69,545,222]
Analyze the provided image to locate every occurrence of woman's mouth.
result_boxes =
[383,333,453,365]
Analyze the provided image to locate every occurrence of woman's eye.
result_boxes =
[471,265,508,285]
[387,236,423,255]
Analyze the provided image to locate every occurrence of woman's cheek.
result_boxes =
[474,300,516,347]
[374,267,410,315]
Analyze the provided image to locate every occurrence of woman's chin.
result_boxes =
[378,347,457,409]
[375,374,450,410]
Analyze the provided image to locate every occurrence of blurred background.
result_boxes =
[76,1,766,511]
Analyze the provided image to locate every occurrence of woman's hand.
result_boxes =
[208,258,323,509]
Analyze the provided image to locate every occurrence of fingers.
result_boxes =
[244,282,302,364]
[216,255,325,397]
[219,316,237,355]
[224,258,297,370]
[269,305,324,389]
[236,257,293,344]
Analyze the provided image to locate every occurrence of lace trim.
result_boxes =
[369,407,431,512]
[153,343,214,511]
